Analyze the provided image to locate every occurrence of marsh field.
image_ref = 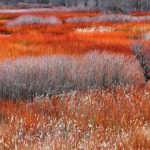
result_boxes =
[0,9,150,149]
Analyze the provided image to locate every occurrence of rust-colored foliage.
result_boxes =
[0,11,149,60]
[0,10,150,149]
[0,85,150,149]
[131,11,150,16]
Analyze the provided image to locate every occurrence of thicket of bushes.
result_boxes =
[6,15,62,27]
[6,14,150,27]
[0,52,143,99]
[66,14,150,23]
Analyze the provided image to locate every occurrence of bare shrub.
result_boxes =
[6,15,62,27]
[0,52,142,99]
[131,41,150,82]
[144,32,150,40]
[94,14,137,22]
[66,16,92,23]
[65,14,150,23]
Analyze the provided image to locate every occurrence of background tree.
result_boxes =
[0,0,150,11]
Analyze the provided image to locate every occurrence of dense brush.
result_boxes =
[0,52,143,99]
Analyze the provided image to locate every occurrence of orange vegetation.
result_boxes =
[0,11,150,149]
[0,11,149,60]
[132,11,150,16]
[0,85,150,149]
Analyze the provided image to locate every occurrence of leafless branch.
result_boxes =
[131,40,150,82]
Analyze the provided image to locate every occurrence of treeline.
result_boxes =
[0,0,150,11]
[22,0,150,11]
